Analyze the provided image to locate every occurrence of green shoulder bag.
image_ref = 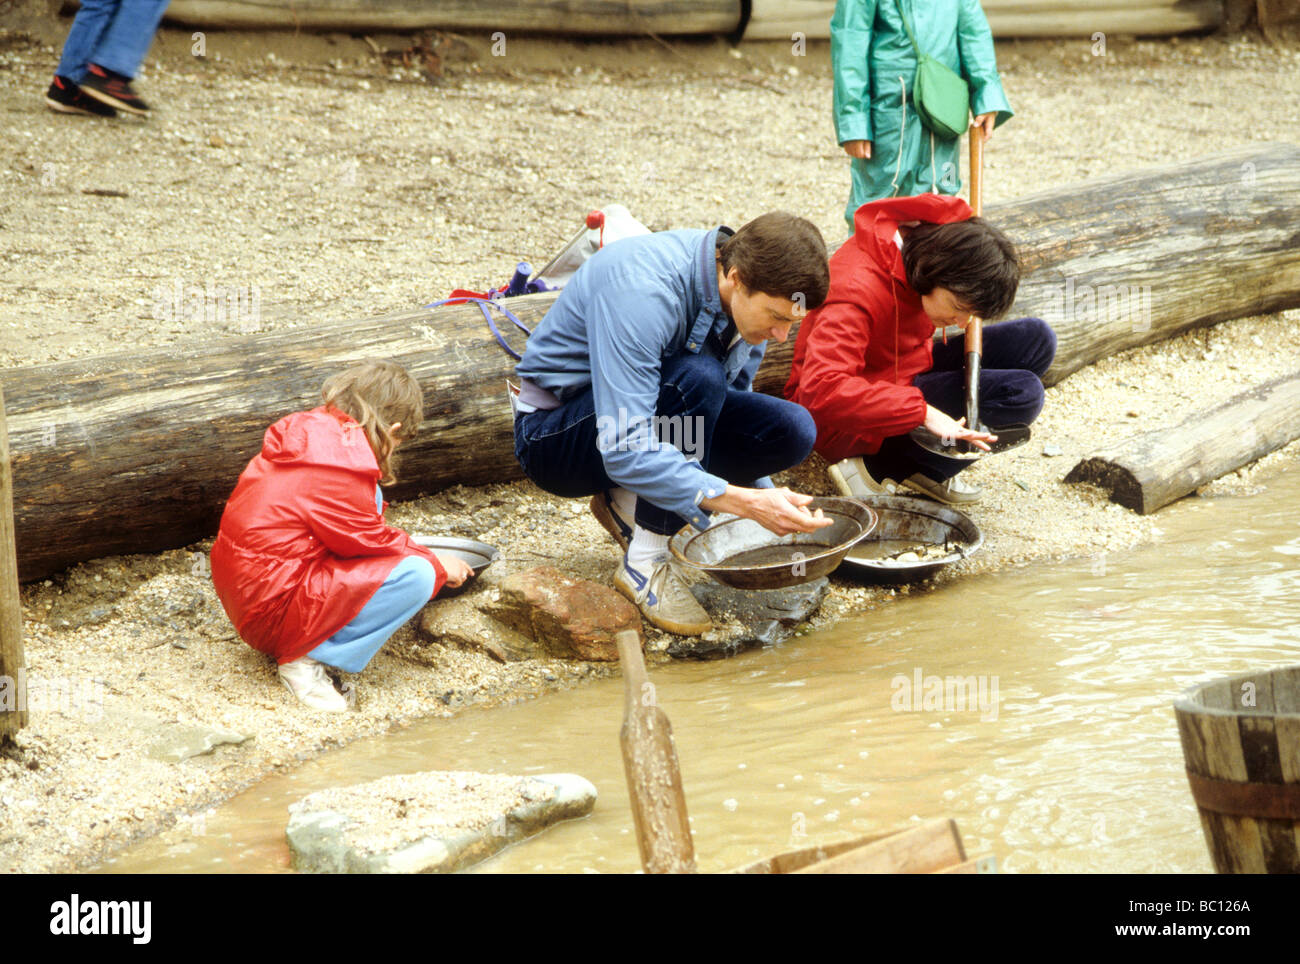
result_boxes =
[894,0,970,140]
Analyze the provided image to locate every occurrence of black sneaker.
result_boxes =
[44,75,117,117]
[78,63,150,116]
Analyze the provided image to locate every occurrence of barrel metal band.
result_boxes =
[1186,771,1300,820]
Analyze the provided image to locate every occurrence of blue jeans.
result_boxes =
[55,0,171,83]
[865,317,1057,483]
[306,486,436,673]
[514,351,818,536]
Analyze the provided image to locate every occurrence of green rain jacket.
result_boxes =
[832,0,1012,229]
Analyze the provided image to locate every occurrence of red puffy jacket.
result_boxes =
[784,194,972,463]
[210,406,446,665]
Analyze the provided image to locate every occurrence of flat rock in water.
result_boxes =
[667,577,829,660]
[485,566,641,661]
[286,770,596,874]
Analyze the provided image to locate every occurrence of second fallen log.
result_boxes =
[1063,370,1300,514]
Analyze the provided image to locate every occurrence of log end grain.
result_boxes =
[1064,457,1149,513]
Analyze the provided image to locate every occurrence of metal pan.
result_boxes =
[836,495,982,584]
[670,497,877,591]
[410,535,499,596]
[909,422,1032,460]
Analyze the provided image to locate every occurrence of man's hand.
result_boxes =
[435,553,475,588]
[972,113,996,142]
[701,486,835,538]
[843,139,873,160]
[923,405,997,453]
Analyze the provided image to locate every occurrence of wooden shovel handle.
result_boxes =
[964,123,986,430]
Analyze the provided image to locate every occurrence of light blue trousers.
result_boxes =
[306,486,437,673]
[55,0,171,84]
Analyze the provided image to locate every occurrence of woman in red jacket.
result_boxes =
[785,194,1055,504]
[211,361,472,712]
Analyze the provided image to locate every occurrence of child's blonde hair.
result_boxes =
[321,360,424,485]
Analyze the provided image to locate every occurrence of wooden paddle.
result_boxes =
[614,629,697,873]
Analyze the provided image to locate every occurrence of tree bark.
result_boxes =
[2,144,1299,579]
[141,0,742,34]
[1064,370,1300,514]
[744,0,1223,39]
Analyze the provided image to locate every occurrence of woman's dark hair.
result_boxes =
[719,211,830,310]
[901,218,1020,319]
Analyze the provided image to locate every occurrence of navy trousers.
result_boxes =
[514,352,817,535]
[865,317,1056,483]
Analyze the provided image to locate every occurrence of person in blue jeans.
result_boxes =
[45,0,170,117]
[513,212,835,637]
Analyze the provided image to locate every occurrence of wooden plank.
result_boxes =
[1273,668,1300,714]
[1064,371,1300,514]
[0,387,26,744]
[1277,716,1300,863]
[1237,713,1299,872]
[1198,679,1237,712]
[1179,706,1266,873]
[732,830,897,873]
[793,818,965,873]
[933,856,994,874]
[3,145,1299,580]
[147,0,742,34]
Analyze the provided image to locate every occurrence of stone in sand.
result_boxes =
[486,566,641,661]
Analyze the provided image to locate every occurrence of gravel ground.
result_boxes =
[0,25,1298,873]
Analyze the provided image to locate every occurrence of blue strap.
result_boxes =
[422,296,531,361]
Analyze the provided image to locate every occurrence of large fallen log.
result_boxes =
[138,0,1227,38]
[745,0,1225,40]
[1063,371,1300,514]
[140,0,743,35]
[3,144,1299,580]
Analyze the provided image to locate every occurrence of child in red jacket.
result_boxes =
[211,361,472,712]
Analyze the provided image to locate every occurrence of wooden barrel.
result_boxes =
[1174,666,1300,874]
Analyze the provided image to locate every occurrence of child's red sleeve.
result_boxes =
[302,467,440,566]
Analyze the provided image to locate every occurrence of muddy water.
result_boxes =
[101,466,1300,874]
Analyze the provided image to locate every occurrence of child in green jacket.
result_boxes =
[831,0,1013,231]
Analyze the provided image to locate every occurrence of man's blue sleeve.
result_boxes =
[586,280,731,529]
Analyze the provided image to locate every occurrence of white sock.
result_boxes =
[609,486,636,524]
[626,526,670,572]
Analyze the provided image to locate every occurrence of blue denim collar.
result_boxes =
[684,226,734,354]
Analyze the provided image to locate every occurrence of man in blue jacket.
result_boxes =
[514,212,833,636]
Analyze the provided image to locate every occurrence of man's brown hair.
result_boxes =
[719,211,830,310]
[901,217,1020,319]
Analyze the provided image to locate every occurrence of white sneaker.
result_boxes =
[900,472,982,505]
[828,457,897,498]
[278,656,349,712]
[613,554,712,637]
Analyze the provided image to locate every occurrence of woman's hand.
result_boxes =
[435,553,475,587]
[923,406,997,452]
[972,113,996,142]
[843,139,873,160]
